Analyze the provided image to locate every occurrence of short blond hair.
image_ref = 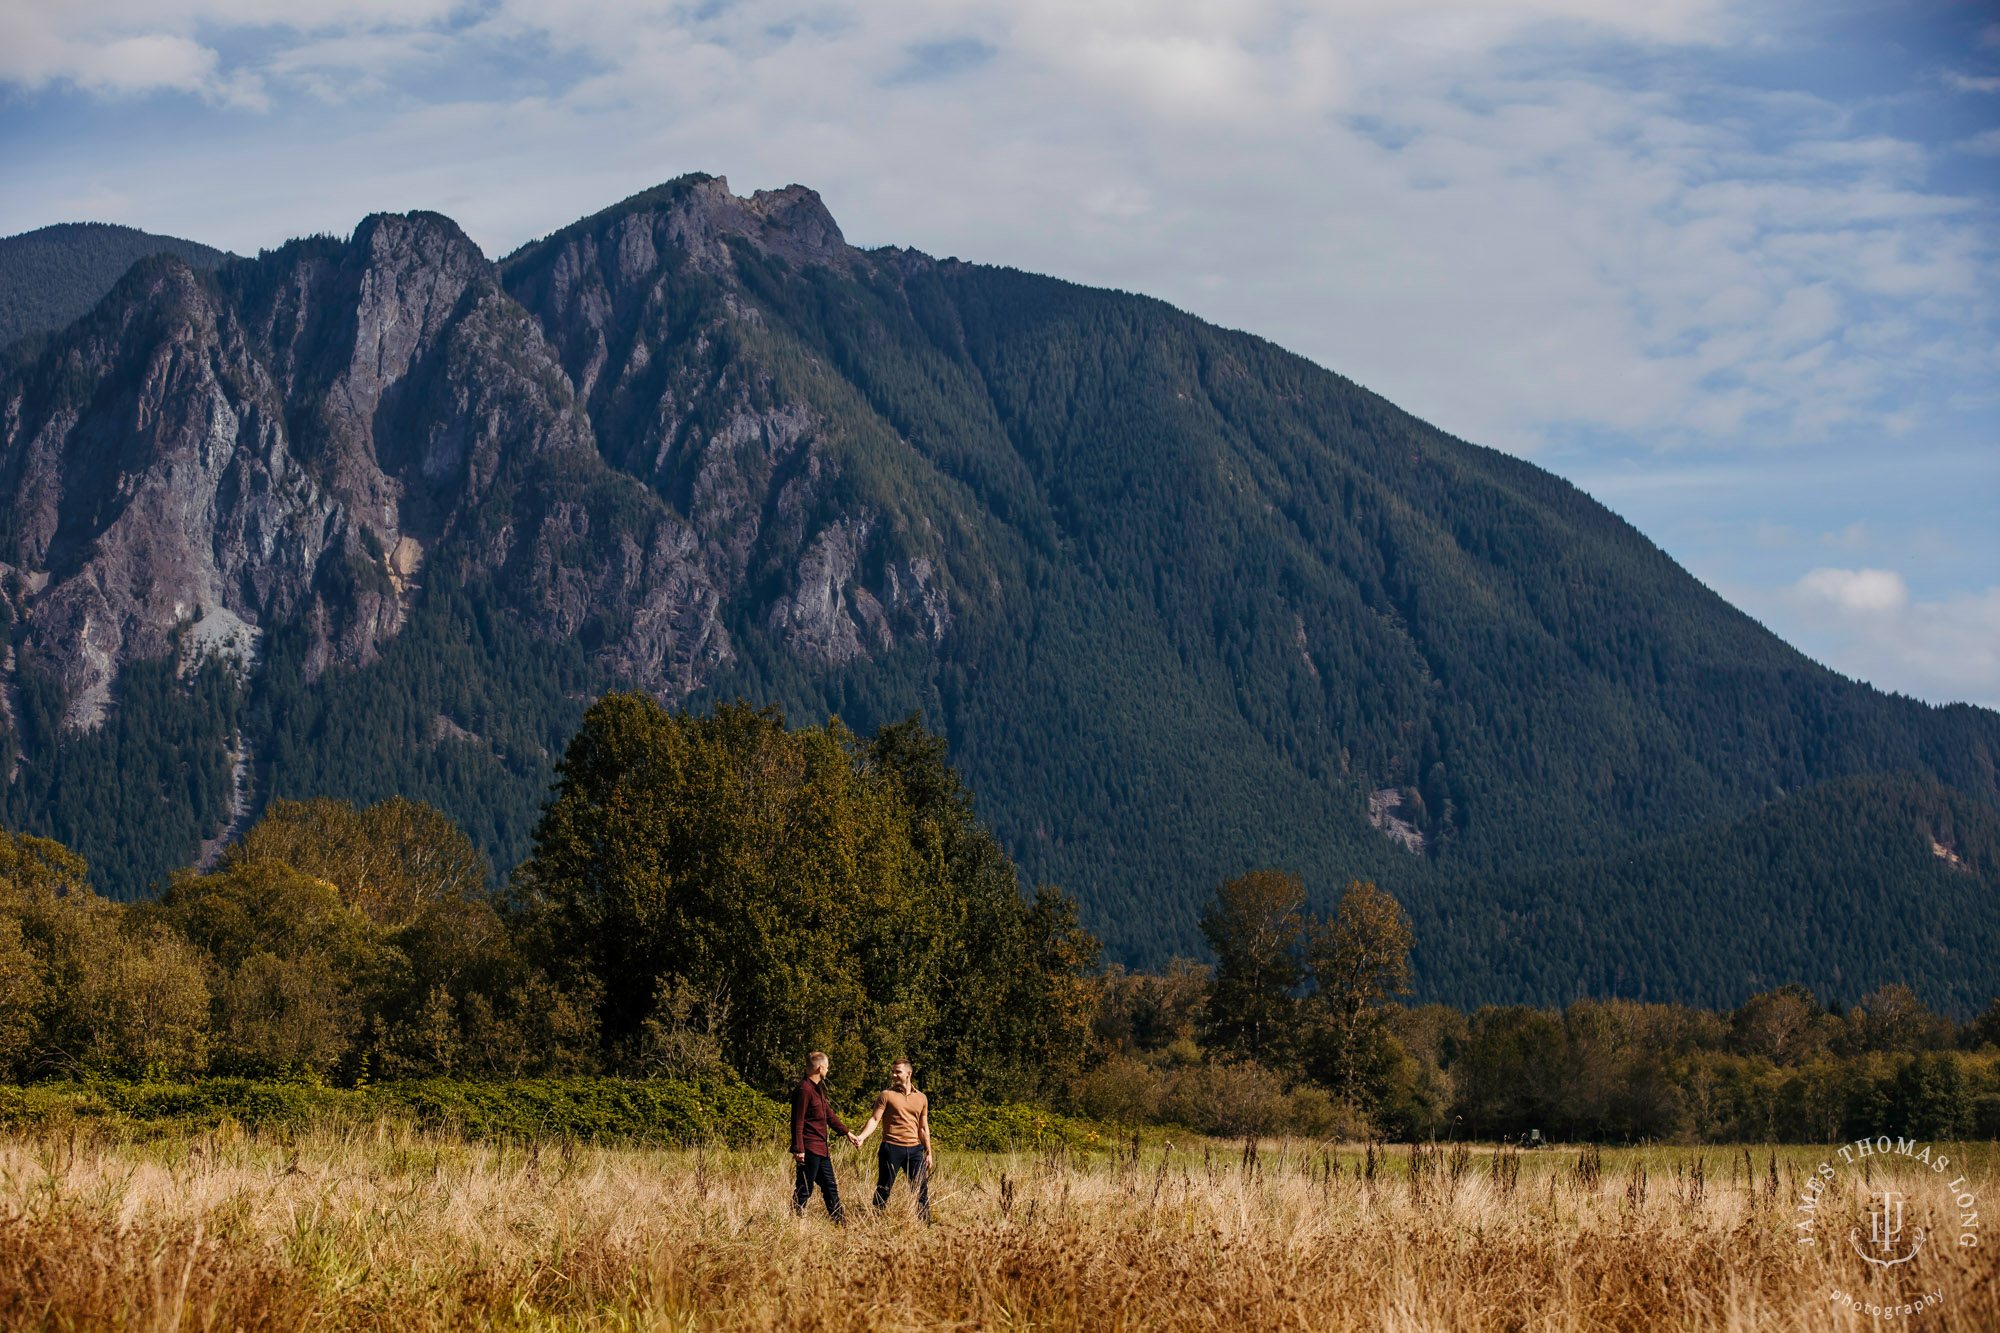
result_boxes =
[806,1051,829,1073]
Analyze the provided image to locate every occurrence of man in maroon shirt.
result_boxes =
[790,1051,857,1222]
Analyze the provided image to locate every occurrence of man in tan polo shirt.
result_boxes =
[853,1058,931,1222]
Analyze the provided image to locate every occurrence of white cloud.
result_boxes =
[0,19,252,105]
[0,0,1991,491]
[1785,570,2000,707]
[0,0,467,103]
[81,34,216,93]
[1795,567,1909,615]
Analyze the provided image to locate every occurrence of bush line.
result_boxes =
[0,1077,1129,1151]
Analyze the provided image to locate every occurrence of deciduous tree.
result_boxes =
[1305,878,1413,1109]
[1199,869,1306,1064]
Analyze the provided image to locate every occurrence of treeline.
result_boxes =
[1075,870,2000,1144]
[0,695,1094,1107]
[6,689,1997,1146]
[1403,773,2000,1016]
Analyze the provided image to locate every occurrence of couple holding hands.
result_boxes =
[789,1051,931,1224]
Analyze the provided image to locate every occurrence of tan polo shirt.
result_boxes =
[874,1088,929,1147]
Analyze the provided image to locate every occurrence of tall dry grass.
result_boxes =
[0,1122,1992,1330]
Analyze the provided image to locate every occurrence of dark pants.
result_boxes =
[873,1143,930,1222]
[793,1152,844,1222]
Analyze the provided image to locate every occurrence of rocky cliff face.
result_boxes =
[0,179,947,740]
[500,174,955,670]
[0,253,348,727]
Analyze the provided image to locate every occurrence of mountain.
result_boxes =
[0,222,233,354]
[0,174,1994,1008]
[1412,773,2000,1015]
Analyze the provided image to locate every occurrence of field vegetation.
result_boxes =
[0,1076,1121,1155]
[0,1118,1992,1330]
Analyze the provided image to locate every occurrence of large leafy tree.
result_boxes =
[1305,878,1413,1108]
[515,695,1097,1099]
[226,796,519,1054]
[143,795,590,1079]
[0,830,210,1078]
[865,718,1099,1098]
[148,857,397,1075]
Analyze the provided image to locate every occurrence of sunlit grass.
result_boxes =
[0,1122,1993,1329]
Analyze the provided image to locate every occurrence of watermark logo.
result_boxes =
[1828,1289,1943,1321]
[1793,1134,1980,1254]
[1793,1133,1978,1321]
[1850,1188,1925,1266]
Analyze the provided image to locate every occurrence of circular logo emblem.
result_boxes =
[1796,1134,1980,1321]
[1849,1186,1927,1266]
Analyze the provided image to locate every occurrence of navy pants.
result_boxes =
[874,1143,930,1222]
[793,1151,844,1222]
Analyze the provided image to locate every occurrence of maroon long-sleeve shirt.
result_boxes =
[790,1076,849,1156]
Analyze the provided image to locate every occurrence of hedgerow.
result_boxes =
[0,1077,1133,1150]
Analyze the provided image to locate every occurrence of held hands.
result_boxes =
[846,1131,863,1148]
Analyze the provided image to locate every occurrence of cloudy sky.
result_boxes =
[4,0,1996,706]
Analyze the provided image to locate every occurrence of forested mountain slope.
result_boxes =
[0,221,232,354]
[0,175,1993,1002]
[1407,774,2000,1014]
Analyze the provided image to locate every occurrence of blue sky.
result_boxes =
[3,0,1996,706]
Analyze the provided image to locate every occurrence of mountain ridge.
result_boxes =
[0,220,234,356]
[0,175,1993,1008]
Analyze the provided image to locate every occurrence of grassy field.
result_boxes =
[0,1122,1993,1330]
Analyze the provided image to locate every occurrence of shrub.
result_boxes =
[1068,1056,1164,1124]
[372,1076,787,1146]
[0,916,42,1069]
[928,1102,1112,1152]
[0,1075,1143,1153]
[1160,1060,1290,1138]
[1281,1084,1349,1140]
[71,927,211,1077]
[214,952,351,1075]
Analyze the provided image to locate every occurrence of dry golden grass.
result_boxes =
[0,1123,1993,1331]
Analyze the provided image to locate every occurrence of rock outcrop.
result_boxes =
[0,177,954,737]
[500,173,953,671]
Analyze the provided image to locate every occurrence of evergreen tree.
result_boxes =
[513,695,1097,1100]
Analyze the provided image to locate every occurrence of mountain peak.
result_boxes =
[503,174,851,279]
[351,210,487,265]
[738,183,847,263]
